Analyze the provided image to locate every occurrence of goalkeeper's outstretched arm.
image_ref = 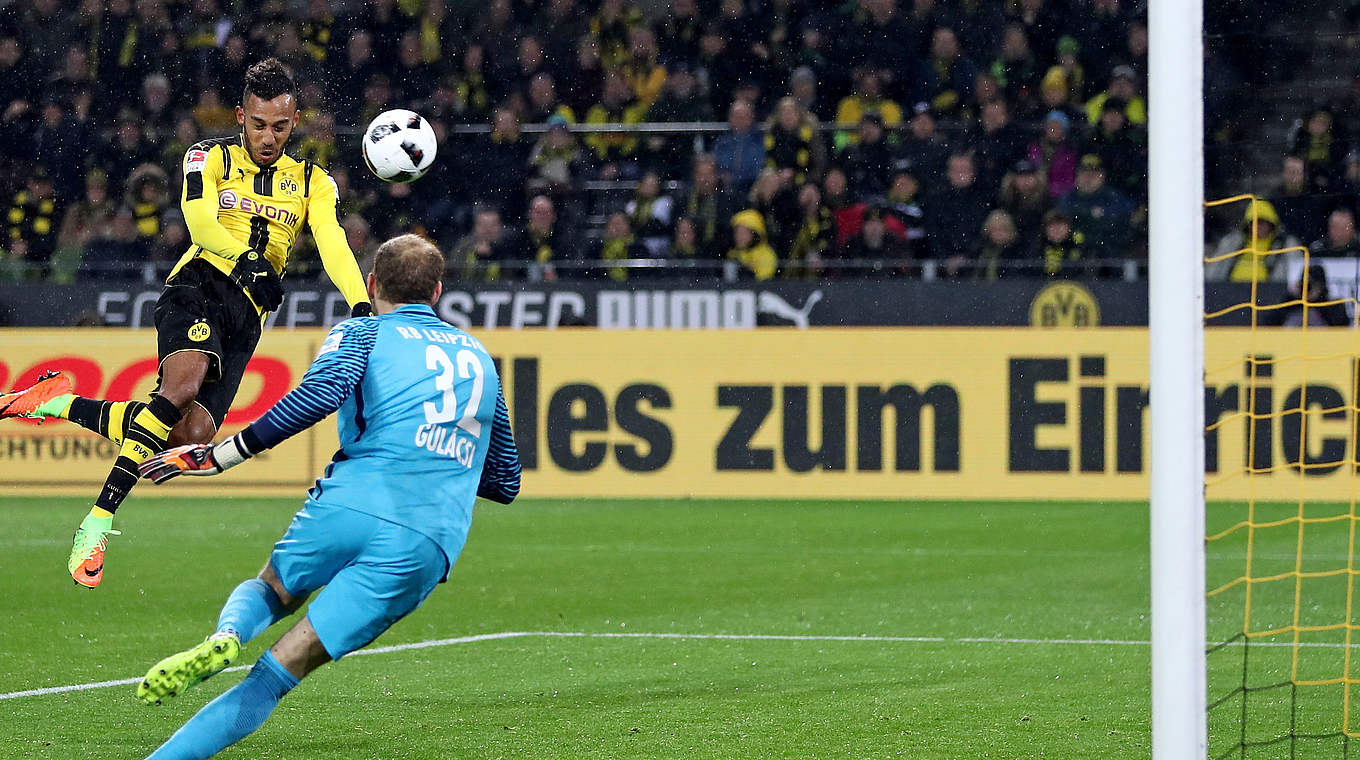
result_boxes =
[139,318,378,483]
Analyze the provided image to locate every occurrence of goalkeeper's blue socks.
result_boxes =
[216,578,286,644]
[145,650,298,760]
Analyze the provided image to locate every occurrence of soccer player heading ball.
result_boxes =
[0,58,373,587]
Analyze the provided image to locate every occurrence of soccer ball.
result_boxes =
[362,109,438,183]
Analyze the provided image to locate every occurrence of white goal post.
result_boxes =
[1148,0,1207,757]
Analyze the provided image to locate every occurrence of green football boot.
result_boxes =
[137,632,242,706]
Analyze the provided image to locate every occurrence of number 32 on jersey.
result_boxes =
[415,344,484,466]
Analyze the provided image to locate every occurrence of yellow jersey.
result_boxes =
[171,136,368,311]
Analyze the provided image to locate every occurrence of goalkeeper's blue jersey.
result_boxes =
[241,304,521,575]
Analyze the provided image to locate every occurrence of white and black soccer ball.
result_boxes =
[361,109,438,183]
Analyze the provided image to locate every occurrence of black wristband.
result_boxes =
[351,302,374,318]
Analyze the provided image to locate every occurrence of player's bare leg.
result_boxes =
[70,352,212,588]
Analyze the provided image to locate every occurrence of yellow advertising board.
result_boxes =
[1,327,1356,502]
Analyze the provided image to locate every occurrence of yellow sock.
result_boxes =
[106,401,133,446]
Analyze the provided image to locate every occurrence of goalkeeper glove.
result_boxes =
[138,434,254,484]
[230,249,284,311]
[351,301,373,317]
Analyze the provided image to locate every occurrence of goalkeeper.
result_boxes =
[133,234,520,759]
[0,58,371,588]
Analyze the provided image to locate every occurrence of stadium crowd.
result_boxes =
[0,0,1313,284]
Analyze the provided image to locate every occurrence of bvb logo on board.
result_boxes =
[1029,282,1101,327]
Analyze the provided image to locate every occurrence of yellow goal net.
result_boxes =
[1204,194,1360,757]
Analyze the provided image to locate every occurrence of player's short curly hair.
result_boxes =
[373,234,445,304]
[242,58,295,105]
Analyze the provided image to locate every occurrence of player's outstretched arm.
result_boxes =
[138,319,379,485]
[306,165,371,315]
[138,438,254,484]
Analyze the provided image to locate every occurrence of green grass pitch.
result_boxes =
[0,496,1154,759]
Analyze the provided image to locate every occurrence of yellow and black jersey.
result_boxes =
[171,136,367,311]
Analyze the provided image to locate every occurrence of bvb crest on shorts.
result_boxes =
[188,321,212,342]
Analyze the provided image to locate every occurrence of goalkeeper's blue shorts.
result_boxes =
[268,500,447,660]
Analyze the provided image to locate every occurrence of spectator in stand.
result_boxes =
[1262,264,1351,327]
[1270,155,1329,250]
[126,164,170,244]
[695,21,743,115]
[6,168,60,279]
[625,172,675,256]
[971,209,1028,280]
[899,103,951,183]
[1035,208,1089,278]
[512,194,574,281]
[591,0,643,69]
[1206,199,1302,282]
[928,152,992,276]
[991,24,1042,113]
[77,205,140,280]
[463,108,531,221]
[644,62,713,177]
[527,115,585,200]
[294,111,338,168]
[747,169,800,257]
[837,113,897,200]
[30,96,88,201]
[1008,0,1063,69]
[1032,66,1082,125]
[336,212,373,260]
[160,117,202,175]
[786,65,827,119]
[524,73,576,124]
[727,209,777,281]
[1085,64,1146,127]
[452,44,493,123]
[678,154,737,259]
[451,205,515,281]
[998,158,1052,245]
[52,169,115,284]
[1310,208,1360,259]
[592,211,648,281]
[656,0,703,63]
[1058,154,1134,258]
[835,69,903,148]
[191,89,236,133]
[1029,110,1079,198]
[670,216,705,262]
[712,99,765,194]
[1052,36,1087,103]
[788,182,836,279]
[1290,105,1350,193]
[973,99,1029,191]
[764,96,825,185]
[1084,97,1147,201]
[841,204,911,278]
[393,30,438,103]
[101,110,157,192]
[585,69,648,180]
[622,26,667,108]
[884,168,929,256]
[921,27,978,121]
[148,210,189,281]
[330,30,377,118]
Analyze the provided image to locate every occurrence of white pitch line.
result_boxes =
[0,629,1347,702]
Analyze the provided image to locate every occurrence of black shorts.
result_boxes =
[154,259,262,428]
